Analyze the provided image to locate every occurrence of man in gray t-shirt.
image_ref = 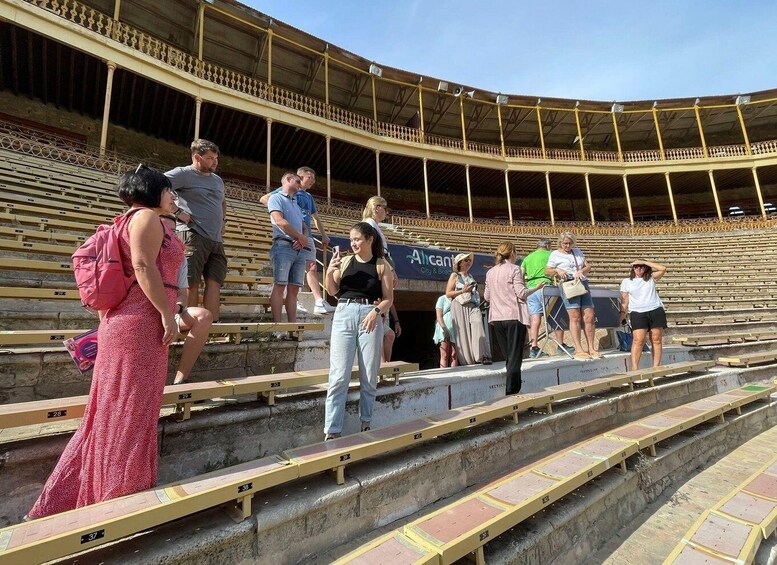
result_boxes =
[165,139,227,322]
[267,172,308,323]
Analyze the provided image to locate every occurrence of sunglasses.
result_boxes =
[633,264,647,269]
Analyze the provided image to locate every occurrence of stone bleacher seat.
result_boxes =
[0,360,726,563]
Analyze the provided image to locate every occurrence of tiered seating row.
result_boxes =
[665,452,777,564]
[673,330,777,347]
[336,383,775,565]
[671,313,777,326]
[0,361,715,563]
[0,360,416,428]
[0,321,323,346]
[719,350,777,368]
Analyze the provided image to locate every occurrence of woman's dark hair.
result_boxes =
[629,264,653,281]
[351,221,384,259]
[117,165,171,208]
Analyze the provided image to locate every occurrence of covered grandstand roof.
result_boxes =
[1,0,776,219]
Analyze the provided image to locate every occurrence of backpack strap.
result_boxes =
[339,254,354,275]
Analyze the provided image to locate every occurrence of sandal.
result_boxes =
[574,352,592,360]
[324,433,341,441]
[590,350,603,359]
[481,357,493,365]
[173,379,191,385]
[361,422,371,432]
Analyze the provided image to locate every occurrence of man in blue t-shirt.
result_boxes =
[261,166,334,315]
[267,172,309,323]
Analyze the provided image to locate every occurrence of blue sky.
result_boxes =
[245,0,776,102]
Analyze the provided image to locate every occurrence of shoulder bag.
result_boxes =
[560,251,589,300]
[455,273,474,305]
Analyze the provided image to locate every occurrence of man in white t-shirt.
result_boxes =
[619,259,668,371]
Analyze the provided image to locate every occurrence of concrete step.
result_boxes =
[589,414,777,565]
[6,362,767,563]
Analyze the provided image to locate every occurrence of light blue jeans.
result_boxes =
[324,302,384,435]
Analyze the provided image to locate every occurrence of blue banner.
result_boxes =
[325,236,493,281]
[540,286,622,330]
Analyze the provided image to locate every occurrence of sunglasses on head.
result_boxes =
[633,264,647,269]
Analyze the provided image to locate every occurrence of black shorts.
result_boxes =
[630,307,667,331]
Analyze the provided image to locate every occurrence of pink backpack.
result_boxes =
[72,209,139,312]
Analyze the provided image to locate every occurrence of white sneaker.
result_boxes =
[296,301,309,315]
[314,300,336,315]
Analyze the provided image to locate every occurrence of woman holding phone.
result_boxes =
[446,252,490,365]
[323,222,394,440]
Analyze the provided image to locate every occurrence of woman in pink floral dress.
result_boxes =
[27,166,184,519]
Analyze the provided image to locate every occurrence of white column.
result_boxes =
[423,158,430,218]
[545,172,555,226]
[193,97,202,140]
[99,62,116,156]
[584,172,595,225]
[504,170,513,226]
[265,118,272,189]
[465,164,473,223]
[326,135,332,203]
[375,149,381,196]
[622,174,634,225]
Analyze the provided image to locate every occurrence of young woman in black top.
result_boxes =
[323,222,394,440]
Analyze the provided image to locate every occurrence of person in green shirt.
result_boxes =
[521,238,573,358]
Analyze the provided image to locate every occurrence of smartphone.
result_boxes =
[332,245,340,257]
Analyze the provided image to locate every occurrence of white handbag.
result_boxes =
[560,251,589,299]
[561,278,587,299]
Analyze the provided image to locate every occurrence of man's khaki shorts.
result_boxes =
[179,230,227,286]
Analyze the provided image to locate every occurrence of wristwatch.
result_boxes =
[176,303,185,315]
[173,207,182,218]
[373,307,381,315]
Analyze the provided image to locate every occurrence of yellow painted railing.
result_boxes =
[21,0,777,165]
[391,214,777,236]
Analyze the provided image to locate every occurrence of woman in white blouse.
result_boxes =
[619,259,668,371]
[545,232,599,359]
